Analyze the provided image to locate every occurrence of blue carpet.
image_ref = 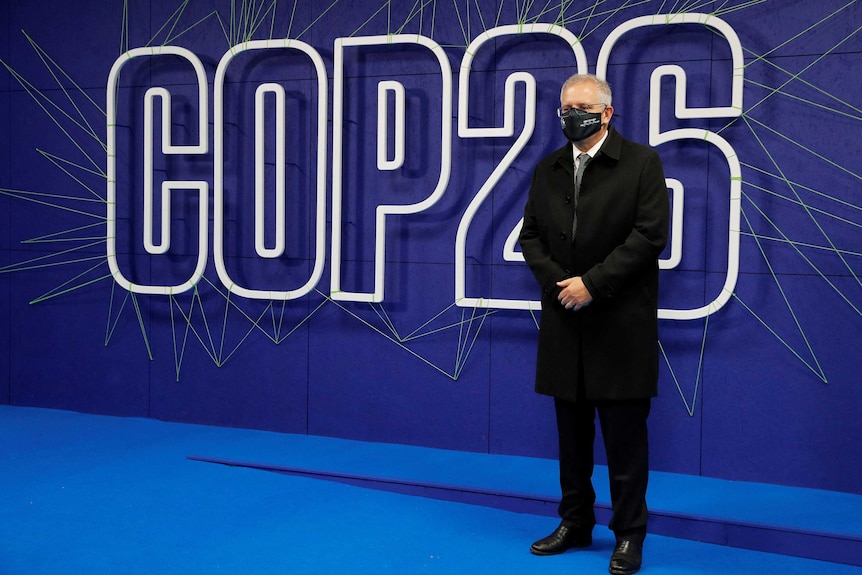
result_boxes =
[1,406,860,574]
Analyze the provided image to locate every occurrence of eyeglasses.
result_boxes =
[557,104,607,117]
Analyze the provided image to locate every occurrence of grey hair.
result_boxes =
[560,74,613,106]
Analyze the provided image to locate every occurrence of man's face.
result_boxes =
[560,82,613,127]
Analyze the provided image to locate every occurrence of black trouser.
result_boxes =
[554,395,651,543]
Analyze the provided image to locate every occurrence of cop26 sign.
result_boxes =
[106,13,743,321]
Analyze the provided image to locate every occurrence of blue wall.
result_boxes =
[1,0,861,495]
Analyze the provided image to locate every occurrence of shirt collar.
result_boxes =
[572,128,609,160]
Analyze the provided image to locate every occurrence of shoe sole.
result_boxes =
[608,564,641,575]
[530,541,592,556]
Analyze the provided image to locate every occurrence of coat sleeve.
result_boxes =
[519,166,571,300]
[581,149,669,300]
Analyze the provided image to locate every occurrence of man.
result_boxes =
[518,73,669,575]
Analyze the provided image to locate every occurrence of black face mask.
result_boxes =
[560,108,603,143]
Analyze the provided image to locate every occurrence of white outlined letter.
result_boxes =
[213,39,329,301]
[106,47,209,295]
[330,35,453,303]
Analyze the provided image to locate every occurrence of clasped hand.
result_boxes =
[556,277,593,311]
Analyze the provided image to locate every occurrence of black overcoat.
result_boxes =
[519,127,670,402]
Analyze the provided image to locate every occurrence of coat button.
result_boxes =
[559,231,567,240]
[564,195,571,203]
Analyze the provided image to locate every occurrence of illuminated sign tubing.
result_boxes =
[105,14,743,321]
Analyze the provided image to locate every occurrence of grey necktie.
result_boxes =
[572,153,590,242]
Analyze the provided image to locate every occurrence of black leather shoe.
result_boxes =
[530,524,592,556]
[608,539,643,575]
